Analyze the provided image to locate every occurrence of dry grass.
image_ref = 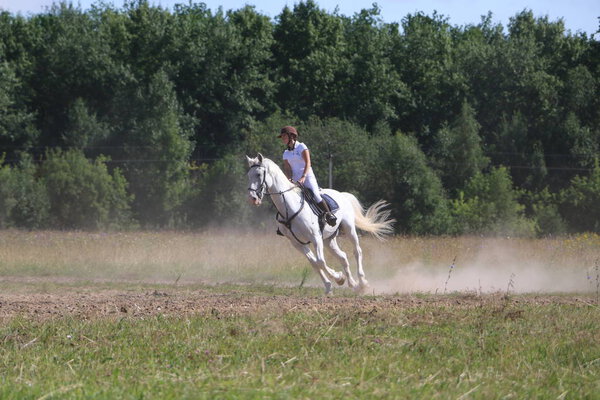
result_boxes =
[1,230,599,293]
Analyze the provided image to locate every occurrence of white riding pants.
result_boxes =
[299,174,323,203]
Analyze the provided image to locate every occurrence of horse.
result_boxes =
[246,153,395,295]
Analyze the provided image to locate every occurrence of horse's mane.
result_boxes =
[262,157,296,191]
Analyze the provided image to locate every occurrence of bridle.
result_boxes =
[248,163,310,245]
[247,164,267,200]
[248,164,296,198]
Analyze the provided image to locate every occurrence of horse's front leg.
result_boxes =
[288,238,334,295]
[312,235,345,288]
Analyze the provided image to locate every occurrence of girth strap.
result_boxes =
[275,192,311,245]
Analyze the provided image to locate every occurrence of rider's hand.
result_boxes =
[298,176,306,184]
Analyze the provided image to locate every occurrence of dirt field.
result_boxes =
[1,278,593,322]
[1,231,598,322]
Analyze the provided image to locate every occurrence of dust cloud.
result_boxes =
[371,260,591,294]
[365,238,597,295]
[2,230,598,295]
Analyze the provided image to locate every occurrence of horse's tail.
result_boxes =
[341,193,395,240]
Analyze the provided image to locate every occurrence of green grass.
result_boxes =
[1,287,599,399]
[1,231,599,398]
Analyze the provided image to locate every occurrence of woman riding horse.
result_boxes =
[278,125,336,226]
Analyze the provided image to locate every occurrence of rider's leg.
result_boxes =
[304,175,337,227]
[317,200,337,226]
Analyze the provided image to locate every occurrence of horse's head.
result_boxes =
[246,153,267,206]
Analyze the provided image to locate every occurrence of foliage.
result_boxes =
[273,0,346,120]
[181,152,269,228]
[40,149,132,229]
[0,155,50,229]
[170,3,275,159]
[523,188,567,236]
[0,2,598,233]
[0,159,18,228]
[0,61,38,160]
[107,70,193,227]
[431,101,489,193]
[450,167,536,236]
[559,160,600,232]
[62,98,110,149]
[295,117,376,194]
[368,133,451,235]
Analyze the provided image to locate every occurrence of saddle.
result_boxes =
[299,185,339,230]
[275,185,340,240]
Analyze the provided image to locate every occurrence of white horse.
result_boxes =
[246,153,395,294]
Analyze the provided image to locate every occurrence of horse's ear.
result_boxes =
[257,153,264,163]
[246,155,254,167]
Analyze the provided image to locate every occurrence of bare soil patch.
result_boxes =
[0,280,593,322]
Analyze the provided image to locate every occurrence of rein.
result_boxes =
[275,192,310,245]
[249,164,310,245]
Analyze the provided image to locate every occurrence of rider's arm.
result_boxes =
[300,149,311,183]
[283,160,293,181]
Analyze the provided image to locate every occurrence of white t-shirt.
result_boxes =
[283,141,315,182]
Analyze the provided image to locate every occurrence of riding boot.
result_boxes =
[318,200,337,226]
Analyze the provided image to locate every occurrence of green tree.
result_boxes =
[450,167,535,235]
[0,159,17,227]
[108,70,193,227]
[392,12,466,146]
[560,160,600,232]
[0,61,38,161]
[171,4,275,159]
[490,112,548,190]
[62,98,110,150]
[369,133,450,234]
[122,0,176,80]
[273,0,346,120]
[563,65,597,124]
[295,117,374,194]
[562,112,598,170]
[336,7,410,131]
[6,155,50,229]
[523,188,566,236]
[432,102,489,192]
[40,149,132,229]
[25,2,117,149]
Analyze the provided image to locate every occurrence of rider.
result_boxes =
[278,125,337,227]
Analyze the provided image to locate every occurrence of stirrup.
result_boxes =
[325,212,337,227]
[276,227,284,236]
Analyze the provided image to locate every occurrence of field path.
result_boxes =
[0,282,592,321]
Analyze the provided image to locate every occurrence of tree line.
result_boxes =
[0,0,599,234]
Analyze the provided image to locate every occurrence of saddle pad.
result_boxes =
[300,185,339,217]
[322,193,339,212]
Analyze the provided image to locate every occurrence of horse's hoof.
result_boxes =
[334,274,345,286]
[355,281,370,294]
[324,282,333,295]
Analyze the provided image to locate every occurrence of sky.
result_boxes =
[0,0,598,35]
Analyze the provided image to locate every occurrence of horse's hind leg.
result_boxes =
[348,226,369,290]
[325,237,358,288]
